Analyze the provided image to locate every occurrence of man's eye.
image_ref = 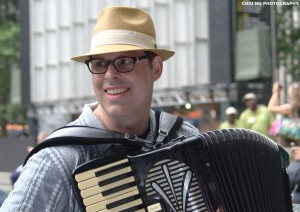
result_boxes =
[119,58,133,65]
[94,60,107,67]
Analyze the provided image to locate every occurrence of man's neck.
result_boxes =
[93,105,150,135]
[250,105,258,112]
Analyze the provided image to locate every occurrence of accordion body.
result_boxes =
[72,129,292,212]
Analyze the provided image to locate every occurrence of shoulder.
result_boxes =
[177,120,199,136]
[151,110,199,138]
[259,105,268,111]
[259,105,275,115]
[3,146,82,211]
[26,141,113,171]
[239,109,248,118]
[220,121,228,129]
[25,145,84,175]
[235,119,242,126]
[68,102,103,128]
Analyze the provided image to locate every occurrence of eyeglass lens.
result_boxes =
[89,57,135,74]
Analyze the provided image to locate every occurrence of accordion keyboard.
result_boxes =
[74,155,210,212]
[74,158,162,212]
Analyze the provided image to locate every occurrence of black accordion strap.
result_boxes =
[155,111,183,146]
[23,111,182,165]
[23,126,152,165]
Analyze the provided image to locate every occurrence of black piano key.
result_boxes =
[98,172,133,186]
[102,181,137,196]
[95,161,130,177]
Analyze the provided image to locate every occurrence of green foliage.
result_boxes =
[6,104,27,124]
[276,4,300,81]
[0,23,19,105]
[0,0,19,24]
[0,0,23,128]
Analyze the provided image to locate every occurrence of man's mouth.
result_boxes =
[105,88,128,95]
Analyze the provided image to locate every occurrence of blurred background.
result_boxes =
[0,0,299,191]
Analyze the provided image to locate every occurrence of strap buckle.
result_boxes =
[125,133,137,141]
[158,129,168,137]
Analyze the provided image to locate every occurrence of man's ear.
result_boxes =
[152,56,163,81]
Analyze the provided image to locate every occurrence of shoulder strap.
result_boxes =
[24,111,183,165]
[23,126,152,165]
[154,111,183,147]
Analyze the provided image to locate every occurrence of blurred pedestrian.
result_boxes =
[26,131,49,153]
[10,131,49,186]
[0,190,7,207]
[239,92,274,137]
[288,146,300,204]
[268,81,300,144]
[268,81,300,203]
[219,106,241,129]
[0,6,199,211]
[267,81,300,119]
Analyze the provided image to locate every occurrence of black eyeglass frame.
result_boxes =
[85,55,149,74]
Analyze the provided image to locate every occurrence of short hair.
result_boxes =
[145,51,157,62]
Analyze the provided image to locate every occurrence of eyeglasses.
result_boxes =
[85,55,149,74]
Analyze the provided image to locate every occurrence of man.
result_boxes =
[219,106,240,129]
[239,92,274,137]
[0,6,199,211]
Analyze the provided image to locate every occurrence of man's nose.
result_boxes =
[104,63,120,78]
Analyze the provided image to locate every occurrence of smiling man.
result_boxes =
[88,51,161,136]
[1,6,199,211]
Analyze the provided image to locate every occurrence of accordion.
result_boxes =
[72,128,292,212]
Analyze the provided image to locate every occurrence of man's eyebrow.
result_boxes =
[91,54,135,60]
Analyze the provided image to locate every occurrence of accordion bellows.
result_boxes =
[73,128,292,212]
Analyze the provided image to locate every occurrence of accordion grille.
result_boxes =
[145,159,208,212]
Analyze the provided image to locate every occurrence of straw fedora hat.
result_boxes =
[71,6,175,63]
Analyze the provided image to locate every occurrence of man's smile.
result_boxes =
[105,88,129,95]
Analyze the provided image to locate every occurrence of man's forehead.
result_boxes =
[245,98,256,104]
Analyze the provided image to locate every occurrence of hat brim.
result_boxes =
[71,44,175,63]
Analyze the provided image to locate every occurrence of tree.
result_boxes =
[0,0,20,136]
[276,4,300,81]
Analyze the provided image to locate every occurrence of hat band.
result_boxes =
[91,29,156,50]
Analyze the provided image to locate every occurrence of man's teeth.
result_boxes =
[106,88,127,95]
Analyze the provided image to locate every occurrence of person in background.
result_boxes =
[26,131,49,153]
[219,106,240,129]
[0,6,199,211]
[267,81,300,119]
[268,82,300,146]
[10,131,49,186]
[267,81,300,203]
[0,190,7,207]
[239,92,274,137]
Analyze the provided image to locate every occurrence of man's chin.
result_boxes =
[107,106,129,116]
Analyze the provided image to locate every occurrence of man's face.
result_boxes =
[91,51,162,119]
[245,98,257,110]
[227,114,236,124]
